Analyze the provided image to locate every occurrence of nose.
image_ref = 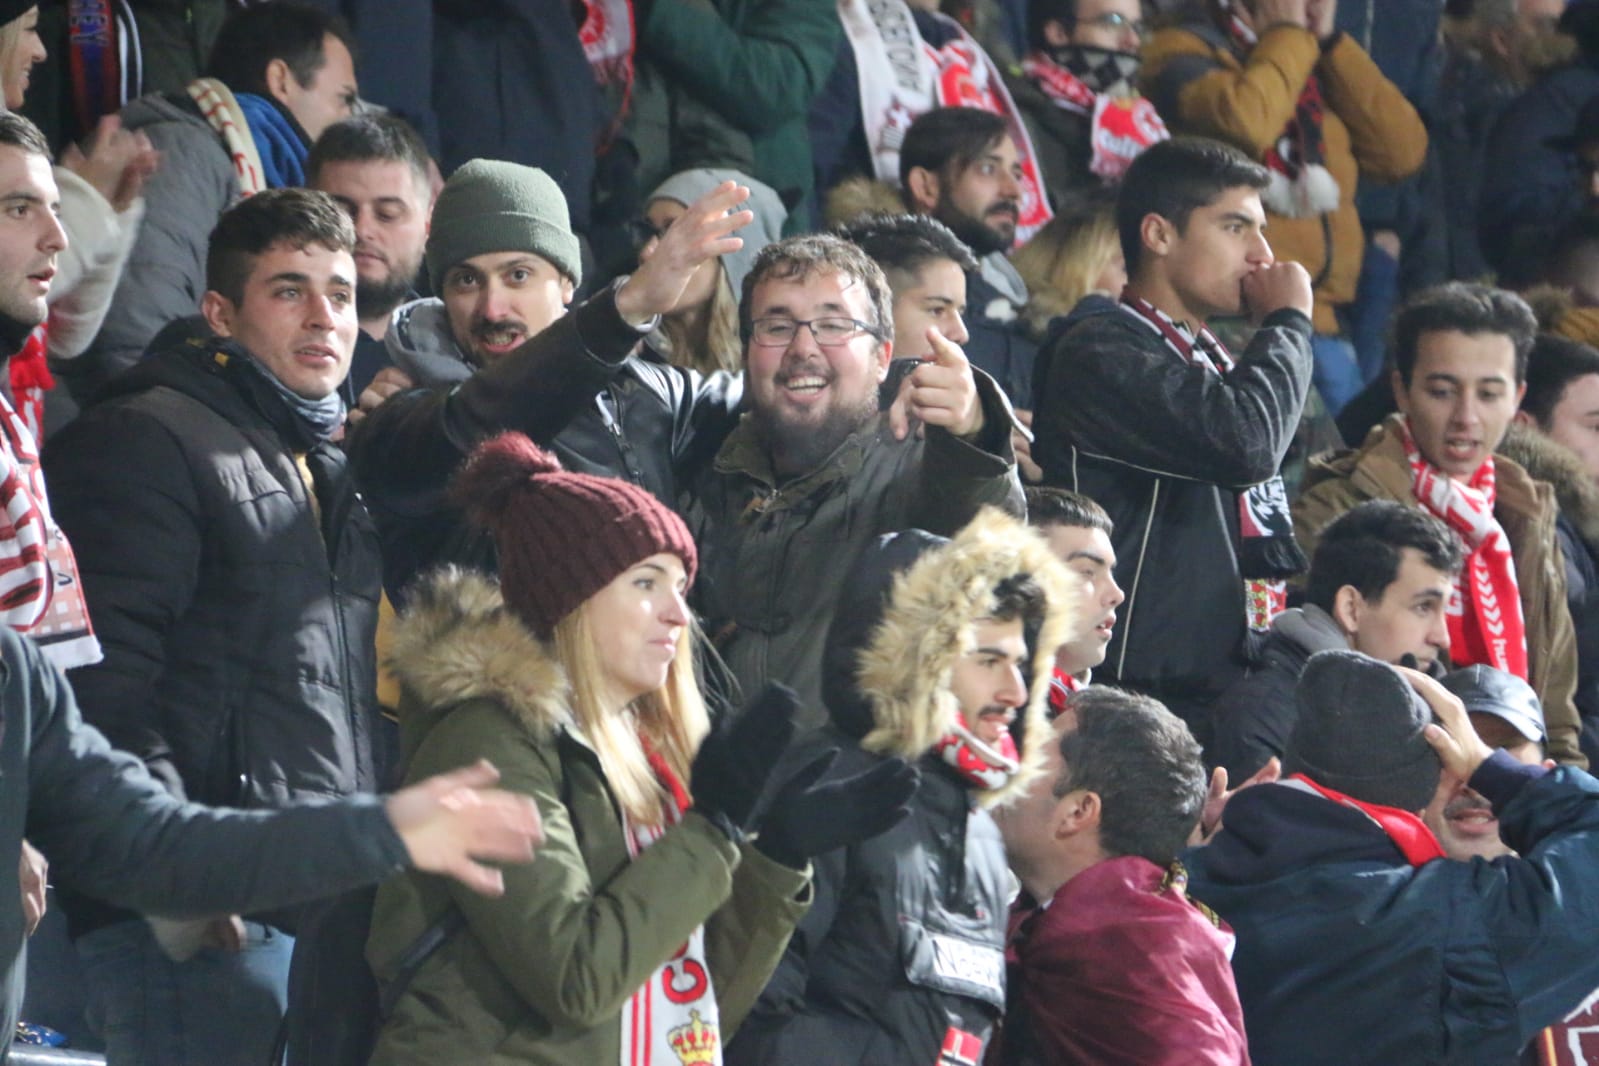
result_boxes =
[1118,25,1141,51]
[40,210,65,257]
[998,168,1021,201]
[305,291,338,330]
[1429,613,1451,655]
[1249,229,1274,266]
[996,662,1028,709]
[947,310,970,346]
[1104,574,1125,610]
[354,205,380,244]
[477,278,512,322]
[662,586,690,627]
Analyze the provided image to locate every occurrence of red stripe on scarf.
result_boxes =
[1290,774,1446,867]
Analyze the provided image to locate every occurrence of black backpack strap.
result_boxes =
[377,905,468,1019]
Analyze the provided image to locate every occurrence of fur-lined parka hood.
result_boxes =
[1498,422,1599,551]
[820,508,1079,808]
[387,568,571,753]
[824,176,907,230]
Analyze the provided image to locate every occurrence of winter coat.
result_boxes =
[0,626,411,1062]
[347,290,742,600]
[1294,415,1584,766]
[1141,16,1428,334]
[367,569,810,1066]
[1031,296,1314,714]
[1209,604,1349,782]
[995,856,1250,1066]
[689,378,1024,727]
[729,508,1076,1066]
[42,337,383,934]
[1185,759,1599,1064]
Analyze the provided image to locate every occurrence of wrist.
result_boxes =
[611,275,663,331]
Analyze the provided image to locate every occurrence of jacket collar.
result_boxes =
[1497,421,1599,552]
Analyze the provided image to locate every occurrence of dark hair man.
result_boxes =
[1213,500,1464,782]
[1032,136,1315,743]
[42,187,379,1066]
[1025,486,1124,704]
[834,212,976,359]
[1295,282,1586,766]
[993,687,1248,1064]
[77,2,359,401]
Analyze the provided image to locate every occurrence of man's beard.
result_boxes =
[754,390,880,477]
[937,197,1016,257]
[357,270,417,324]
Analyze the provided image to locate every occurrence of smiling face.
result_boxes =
[587,552,692,710]
[442,250,574,365]
[312,158,430,325]
[950,616,1031,745]
[1422,712,1543,861]
[1040,523,1123,676]
[202,240,358,400]
[0,7,45,112]
[1393,329,1526,482]
[0,142,64,331]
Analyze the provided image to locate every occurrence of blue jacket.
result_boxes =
[1186,756,1599,1064]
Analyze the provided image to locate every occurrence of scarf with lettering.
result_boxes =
[1020,48,1167,182]
[1398,419,1529,679]
[1121,296,1306,630]
[1289,774,1446,867]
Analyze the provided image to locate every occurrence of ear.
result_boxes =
[874,337,894,381]
[905,166,941,214]
[1331,584,1363,638]
[1513,408,1538,429]
[263,57,295,108]
[201,290,236,338]
[1054,788,1101,839]
[1514,380,1528,408]
[560,277,576,307]
[1138,212,1173,260]
[1043,19,1072,47]
[1391,368,1410,415]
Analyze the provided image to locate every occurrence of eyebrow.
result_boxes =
[264,270,354,289]
[969,644,1021,659]
[1423,371,1510,386]
[1066,550,1110,567]
[0,192,45,208]
[758,300,852,317]
[1410,590,1447,604]
[1219,210,1262,227]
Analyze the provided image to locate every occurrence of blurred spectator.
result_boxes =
[1011,187,1124,340]
[1294,283,1586,766]
[689,233,1022,723]
[1024,486,1125,703]
[1211,500,1462,784]
[1141,0,1427,415]
[992,687,1248,1066]
[1032,137,1313,743]
[638,167,787,376]
[1004,0,1169,211]
[727,511,1070,1065]
[70,2,359,405]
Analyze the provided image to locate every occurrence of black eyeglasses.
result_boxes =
[626,218,668,250]
[1078,11,1150,39]
[749,316,881,347]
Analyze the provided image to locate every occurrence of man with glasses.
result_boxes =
[687,233,1024,728]
[1006,0,1170,211]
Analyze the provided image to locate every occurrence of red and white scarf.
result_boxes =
[933,721,1020,791]
[1120,296,1303,630]
[621,744,721,1066]
[579,0,635,152]
[1398,420,1529,679]
[1019,51,1168,182]
[839,0,1053,243]
[1047,666,1083,718]
[187,78,266,196]
[1289,774,1446,867]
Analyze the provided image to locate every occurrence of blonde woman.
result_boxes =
[1013,192,1126,342]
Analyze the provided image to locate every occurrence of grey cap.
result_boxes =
[1284,650,1442,812]
[1440,665,1546,744]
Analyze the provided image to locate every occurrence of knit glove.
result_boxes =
[690,682,800,838]
[755,750,919,869]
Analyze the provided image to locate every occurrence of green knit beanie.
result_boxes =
[426,159,582,289]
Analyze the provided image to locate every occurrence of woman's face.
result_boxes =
[588,552,692,709]
[3,8,44,112]
[641,197,722,316]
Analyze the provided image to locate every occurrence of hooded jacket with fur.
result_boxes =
[727,508,1076,1066]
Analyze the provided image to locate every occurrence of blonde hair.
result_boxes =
[653,268,742,376]
[1013,203,1122,341]
[552,605,709,827]
[0,16,24,101]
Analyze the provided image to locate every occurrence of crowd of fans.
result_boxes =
[2,0,1599,1064]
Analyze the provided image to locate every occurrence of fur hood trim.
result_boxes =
[823,176,907,229]
[388,567,571,738]
[1498,422,1599,549]
[854,508,1079,808]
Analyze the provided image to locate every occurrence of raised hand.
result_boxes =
[59,115,159,214]
[617,181,753,325]
[888,326,984,440]
[385,759,545,898]
[1191,756,1281,844]
[1241,261,1314,325]
[1399,666,1495,784]
[754,750,918,868]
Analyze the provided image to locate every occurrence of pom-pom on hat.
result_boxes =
[450,433,697,638]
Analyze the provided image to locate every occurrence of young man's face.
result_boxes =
[932,136,1022,256]
[312,158,430,325]
[441,250,574,365]
[949,616,1030,745]
[888,258,969,359]
[1158,186,1273,320]
[278,33,358,142]
[1063,0,1145,51]
[1393,329,1525,482]
[1535,372,1599,483]
[1335,547,1453,672]
[202,240,359,400]
[1039,522,1123,676]
[0,143,64,331]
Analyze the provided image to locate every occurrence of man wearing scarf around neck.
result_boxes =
[1141,0,1427,417]
[1295,283,1586,768]
[40,188,381,1066]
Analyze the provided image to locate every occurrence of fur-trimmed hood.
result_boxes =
[823,176,907,230]
[820,508,1079,808]
[387,567,571,754]
[1498,421,1599,551]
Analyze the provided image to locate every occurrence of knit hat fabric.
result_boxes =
[450,432,696,639]
[1284,650,1442,812]
[426,159,582,291]
[0,3,33,27]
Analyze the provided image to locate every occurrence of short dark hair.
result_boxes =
[206,187,356,305]
[1303,501,1464,614]
[1390,282,1537,387]
[1024,487,1113,536]
[740,233,894,345]
[1027,0,1077,51]
[306,114,431,191]
[1522,333,1599,426]
[834,213,979,284]
[1116,137,1269,273]
[899,107,1010,195]
[204,1,354,98]
[0,112,50,158]
[1055,687,1207,866]
[990,572,1048,630]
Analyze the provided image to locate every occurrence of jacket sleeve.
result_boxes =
[47,167,144,361]
[668,363,746,488]
[40,408,203,800]
[908,369,1025,531]
[1142,24,1320,158]
[1531,537,1585,767]
[1315,34,1428,183]
[413,706,746,1029]
[1035,305,1314,489]
[640,0,841,133]
[705,845,811,1035]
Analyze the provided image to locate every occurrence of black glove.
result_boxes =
[755,750,919,869]
[690,682,801,837]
